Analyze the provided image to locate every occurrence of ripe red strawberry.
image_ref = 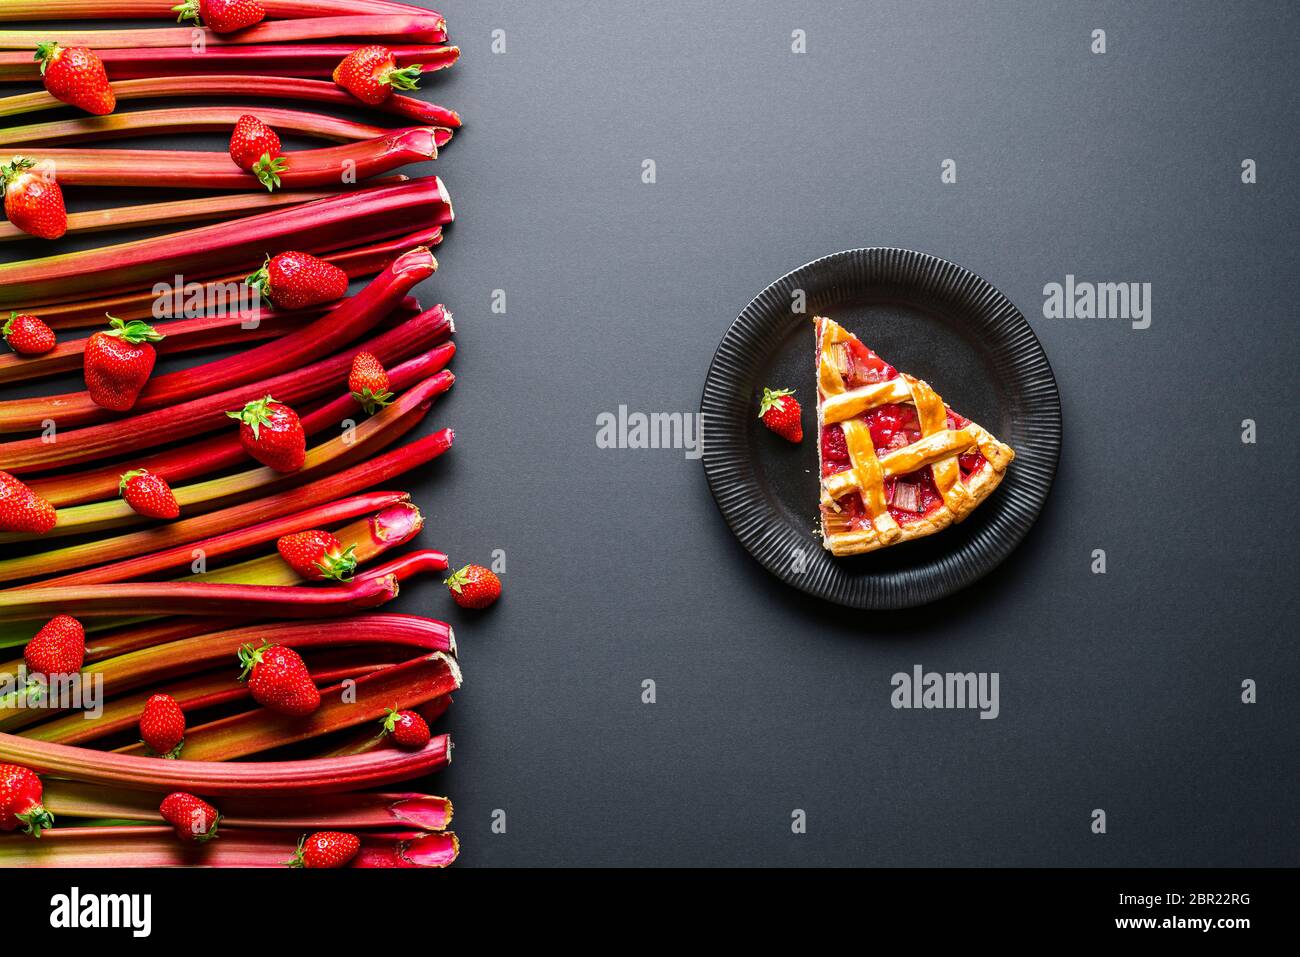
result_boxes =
[23,614,85,679]
[2,157,66,240]
[173,0,266,34]
[159,792,219,842]
[139,693,186,758]
[287,831,360,869]
[333,45,424,105]
[34,43,115,116]
[226,395,305,472]
[83,316,164,412]
[0,764,54,836]
[276,529,356,581]
[758,386,802,442]
[444,564,502,610]
[119,469,180,520]
[237,642,320,716]
[348,352,393,414]
[3,312,55,356]
[246,251,347,310]
[229,114,287,192]
[381,708,430,749]
[0,470,57,534]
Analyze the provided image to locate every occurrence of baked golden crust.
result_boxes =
[814,317,1015,556]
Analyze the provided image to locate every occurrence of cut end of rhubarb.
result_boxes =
[434,176,453,222]
[397,830,459,868]
[389,796,453,832]
[445,626,456,657]
[430,650,462,691]
[371,501,423,544]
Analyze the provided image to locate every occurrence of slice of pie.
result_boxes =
[814,316,1015,556]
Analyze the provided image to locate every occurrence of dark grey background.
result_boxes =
[5,1,1298,866]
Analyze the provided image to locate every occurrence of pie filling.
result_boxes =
[817,336,989,529]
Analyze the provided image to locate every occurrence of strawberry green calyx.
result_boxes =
[252,153,289,193]
[380,706,403,736]
[316,543,357,581]
[351,387,393,415]
[18,803,55,838]
[383,64,424,93]
[117,468,149,496]
[236,641,271,683]
[104,315,164,344]
[245,256,273,298]
[443,567,471,594]
[32,43,60,76]
[2,312,17,337]
[0,157,36,186]
[225,394,277,440]
[171,1,202,27]
[758,387,795,418]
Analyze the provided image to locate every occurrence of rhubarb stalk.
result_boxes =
[0,826,459,868]
[0,76,461,128]
[17,128,439,190]
[1,1,441,20]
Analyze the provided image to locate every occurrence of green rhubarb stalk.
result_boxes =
[0,826,460,868]
[43,781,453,831]
[114,652,461,761]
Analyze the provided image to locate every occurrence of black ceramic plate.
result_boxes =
[700,248,1062,609]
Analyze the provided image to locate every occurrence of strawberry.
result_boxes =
[226,395,306,472]
[3,312,55,356]
[0,470,57,534]
[34,43,115,116]
[83,316,164,412]
[348,352,393,414]
[139,693,186,759]
[119,469,180,520]
[276,529,356,581]
[237,641,320,716]
[2,157,67,240]
[0,764,54,837]
[758,387,802,442]
[229,114,287,192]
[23,614,85,679]
[159,792,219,843]
[287,831,360,869]
[173,0,266,34]
[245,251,347,310]
[381,708,430,749]
[444,564,502,610]
[333,45,423,105]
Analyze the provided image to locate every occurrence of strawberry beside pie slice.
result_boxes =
[814,316,1015,556]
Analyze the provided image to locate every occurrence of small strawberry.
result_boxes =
[758,387,802,442]
[287,831,360,869]
[229,114,287,192]
[245,251,347,311]
[0,470,56,534]
[276,529,356,582]
[139,693,186,759]
[83,316,164,412]
[3,312,55,356]
[34,43,115,116]
[226,395,306,472]
[2,157,66,240]
[172,0,265,34]
[380,707,430,750]
[119,469,180,520]
[444,564,502,610]
[23,614,85,679]
[348,352,393,414]
[159,792,219,842]
[0,764,53,836]
[237,641,320,716]
[333,45,423,105]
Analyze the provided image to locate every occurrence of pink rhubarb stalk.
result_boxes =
[0,76,461,128]
[0,826,459,868]
[43,782,453,831]
[0,732,453,795]
[0,179,451,310]
[0,45,459,84]
[18,128,439,190]
[0,15,448,50]
[0,247,437,434]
